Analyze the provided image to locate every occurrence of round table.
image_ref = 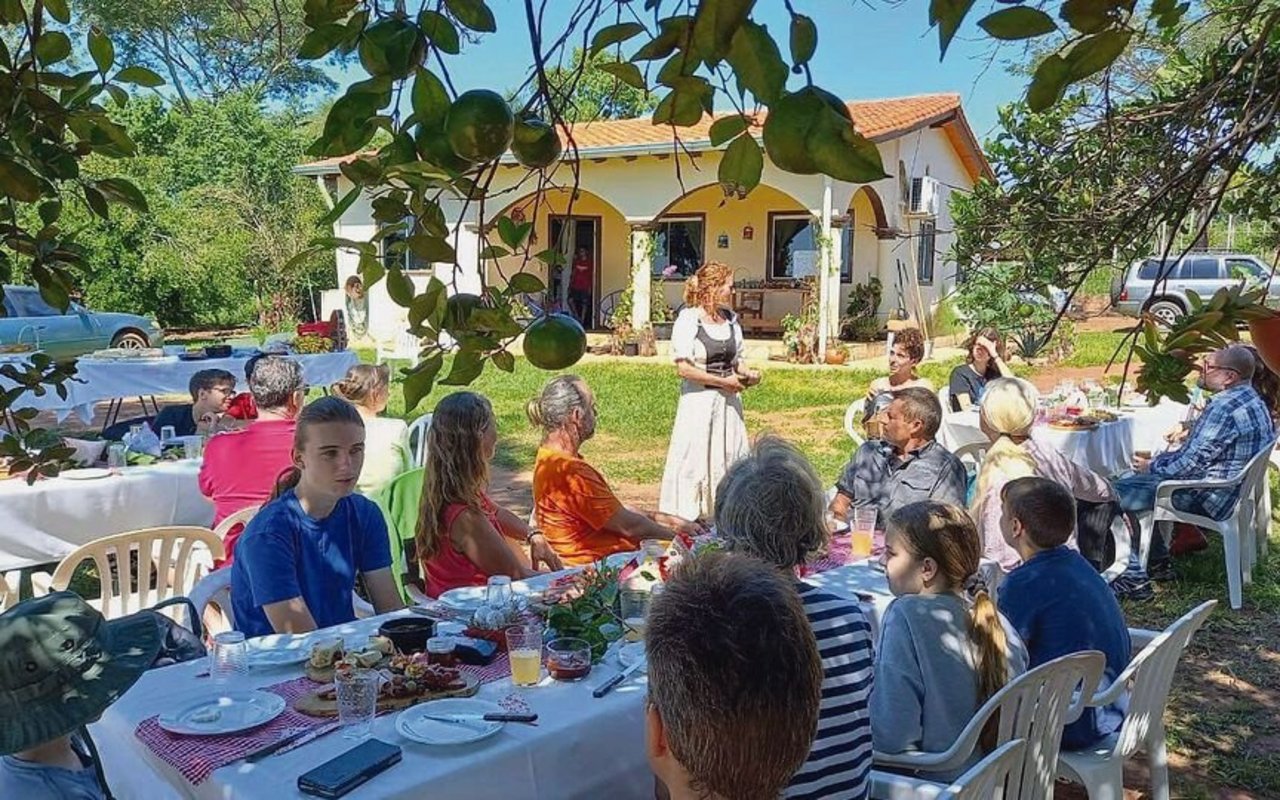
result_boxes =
[938,400,1192,477]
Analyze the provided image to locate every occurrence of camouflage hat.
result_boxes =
[0,592,161,755]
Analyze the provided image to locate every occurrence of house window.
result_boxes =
[916,220,936,285]
[652,216,704,277]
[769,214,820,280]
[839,224,853,283]
[380,218,433,272]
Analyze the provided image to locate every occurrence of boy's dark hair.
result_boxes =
[243,352,265,382]
[188,368,235,402]
[1002,476,1076,548]
[645,552,823,800]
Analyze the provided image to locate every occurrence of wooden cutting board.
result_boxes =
[305,656,391,684]
[293,671,479,717]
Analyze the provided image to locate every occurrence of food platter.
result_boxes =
[295,661,478,717]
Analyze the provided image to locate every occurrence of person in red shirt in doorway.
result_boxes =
[569,246,594,328]
[200,355,305,565]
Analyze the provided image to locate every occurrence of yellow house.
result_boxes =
[297,93,991,348]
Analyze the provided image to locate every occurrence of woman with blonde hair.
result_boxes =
[972,377,1113,570]
[330,363,409,495]
[416,392,562,598]
[658,261,761,520]
[872,500,1027,780]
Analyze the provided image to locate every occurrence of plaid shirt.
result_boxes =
[1151,383,1275,519]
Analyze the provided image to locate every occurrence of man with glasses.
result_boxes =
[1115,344,1275,578]
[149,368,237,438]
[199,356,307,565]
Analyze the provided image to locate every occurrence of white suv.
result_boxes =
[1111,253,1278,326]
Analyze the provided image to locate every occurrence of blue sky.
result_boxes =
[329,1,1029,141]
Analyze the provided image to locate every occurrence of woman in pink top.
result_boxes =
[971,378,1114,572]
[416,392,564,598]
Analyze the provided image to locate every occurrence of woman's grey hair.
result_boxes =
[526,374,588,432]
[249,355,305,410]
[715,436,829,569]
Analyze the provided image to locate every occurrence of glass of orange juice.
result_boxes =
[507,624,544,687]
[850,507,877,559]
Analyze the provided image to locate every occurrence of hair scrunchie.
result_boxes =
[964,572,988,598]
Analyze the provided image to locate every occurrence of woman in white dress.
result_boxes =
[658,262,761,521]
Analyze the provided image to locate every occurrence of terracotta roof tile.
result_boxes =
[298,93,987,177]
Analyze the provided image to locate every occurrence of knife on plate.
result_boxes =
[243,721,341,764]
[593,659,645,698]
[420,712,538,725]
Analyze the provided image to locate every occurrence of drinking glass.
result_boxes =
[640,539,666,562]
[159,425,177,445]
[209,631,248,686]
[506,624,543,687]
[486,575,513,609]
[106,443,127,469]
[335,668,380,739]
[620,589,650,642]
[850,507,877,559]
[183,437,203,460]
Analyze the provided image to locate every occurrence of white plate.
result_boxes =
[157,691,286,736]
[617,641,647,673]
[58,468,112,480]
[437,584,530,613]
[245,645,309,669]
[396,698,505,746]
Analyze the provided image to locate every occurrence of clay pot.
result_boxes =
[825,349,848,365]
[1249,314,1280,374]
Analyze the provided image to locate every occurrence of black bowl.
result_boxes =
[204,344,232,358]
[378,617,435,654]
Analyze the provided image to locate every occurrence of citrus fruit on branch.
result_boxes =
[358,17,425,80]
[523,313,587,370]
[445,89,515,163]
[511,118,563,169]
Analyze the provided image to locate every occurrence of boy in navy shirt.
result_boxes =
[997,476,1132,750]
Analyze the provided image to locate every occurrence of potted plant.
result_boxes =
[650,265,678,340]
[824,340,849,365]
[1250,311,1280,374]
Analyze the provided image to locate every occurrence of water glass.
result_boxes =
[620,589,650,642]
[159,425,177,445]
[506,624,544,687]
[850,507,877,559]
[106,443,127,469]
[209,631,248,685]
[183,437,203,460]
[335,668,380,739]
[486,575,513,609]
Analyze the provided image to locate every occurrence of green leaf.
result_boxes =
[709,114,750,146]
[406,235,457,263]
[631,15,692,62]
[34,31,71,65]
[386,267,415,307]
[692,0,756,64]
[114,66,165,88]
[978,7,1057,40]
[718,133,763,197]
[508,272,546,294]
[812,125,887,184]
[498,216,532,249]
[652,77,712,127]
[591,22,645,57]
[0,158,44,202]
[318,187,361,227]
[359,252,386,289]
[304,0,358,27]
[439,349,485,385]
[38,200,61,226]
[83,185,109,219]
[105,84,128,107]
[94,178,149,214]
[88,27,115,74]
[1027,54,1070,112]
[789,13,817,67]
[298,23,348,59]
[1060,0,1114,34]
[419,10,461,55]
[403,352,443,411]
[444,0,496,33]
[479,245,511,260]
[418,200,449,238]
[725,21,787,105]
[929,0,976,58]
[45,0,70,23]
[492,350,515,372]
[411,68,450,131]
[534,248,566,267]
[1065,29,1132,80]
[598,61,647,91]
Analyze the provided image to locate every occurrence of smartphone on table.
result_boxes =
[297,738,402,798]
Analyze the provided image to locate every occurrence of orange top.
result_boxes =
[532,446,629,566]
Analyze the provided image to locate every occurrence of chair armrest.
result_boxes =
[405,583,431,606]
[352,593,375,619]
[872,749,950,770]
[1128,627,1159,651]
[29,570,53,596]
[1154,475,1244,497]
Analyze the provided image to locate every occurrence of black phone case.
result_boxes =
[297,739,402,799]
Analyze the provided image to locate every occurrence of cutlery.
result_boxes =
[592,659,645,698]
[420,712,537,726]
[245,721,341,763]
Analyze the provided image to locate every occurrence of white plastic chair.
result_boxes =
[213,504,261,545]
[952,441,988,471]
[1058,600,1217,800]
[844,401,867,447]
[0,570,18,613]
[937,385,952,414]
[32,526,223,621]
[188,566,235,636]
[943,738,1027,799]
[1101,512,1150,584]
[407,412,433,468]
[376,330,422,364]
[870,650,1105,800]
[1134,437,1277,609]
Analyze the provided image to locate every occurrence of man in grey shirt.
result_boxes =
[829,387,967,524]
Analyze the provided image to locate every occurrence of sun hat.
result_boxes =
[0,591,162,755]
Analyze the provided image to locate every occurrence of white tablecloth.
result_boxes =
[938,401,1192,477]
[4,350,359,423]
[92,561,894,800]
[0,460,213,571]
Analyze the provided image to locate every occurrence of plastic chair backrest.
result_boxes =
[843,401,867,446]
[407,413,433,468]
[213,504,261,543]
[1109,600,1216,760]
[0,571,17,613]
[48,526,224,620]
[953,441,989,469]
[938,385,953,413]
[187,566,235,632]
[939,739,1027,800]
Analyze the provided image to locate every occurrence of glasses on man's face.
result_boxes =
[1203,363,1238,375]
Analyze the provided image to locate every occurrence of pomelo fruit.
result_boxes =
[358,17,425,80]
[511,118,562,169]
[445,293,484,329]
[523,313,586,370]
[445,90,515,163]
[414,124,475,174]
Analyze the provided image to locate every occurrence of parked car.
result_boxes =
[0,285,164,360]
[1111,252,1279,326]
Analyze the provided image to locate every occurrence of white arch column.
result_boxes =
[629,223,656,329]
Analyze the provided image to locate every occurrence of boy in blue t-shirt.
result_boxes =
[997,476,1132,750]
